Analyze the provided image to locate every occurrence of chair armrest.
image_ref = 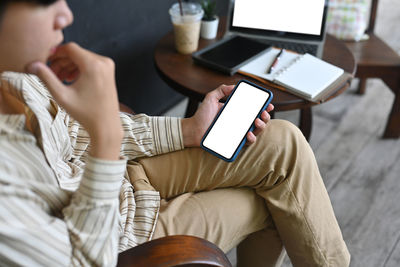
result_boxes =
[117,235,232,267]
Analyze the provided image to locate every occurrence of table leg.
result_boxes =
[299,107,312,141]
[185,98,200,118]
[357,78,367,95]
[382,76,400,138]
[383,93,400,138]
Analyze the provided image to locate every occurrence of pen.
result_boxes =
[267,48,285,74]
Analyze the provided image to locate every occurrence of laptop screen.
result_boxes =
[229,0,328,41]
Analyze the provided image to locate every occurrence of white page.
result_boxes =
[275,54,344,98]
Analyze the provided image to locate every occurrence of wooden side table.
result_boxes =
[154,21,356,140]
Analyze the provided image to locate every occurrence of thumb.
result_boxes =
[208,84,235,102]
[26,61,66,101]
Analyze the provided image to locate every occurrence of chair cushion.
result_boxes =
[326,0,371,41]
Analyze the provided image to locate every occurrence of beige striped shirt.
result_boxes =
[0,72,184,266]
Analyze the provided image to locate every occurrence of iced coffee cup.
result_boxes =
[169,2,204,54]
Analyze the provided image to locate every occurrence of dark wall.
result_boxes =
[64,0,229,115]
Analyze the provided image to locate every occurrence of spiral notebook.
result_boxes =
[239,48,351,102]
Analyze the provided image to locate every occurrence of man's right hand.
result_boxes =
[26,42,123,160]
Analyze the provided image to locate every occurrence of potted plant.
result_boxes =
[200,0,219,39]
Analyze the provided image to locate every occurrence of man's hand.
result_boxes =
[182,84,274,147]
[26,42,123,160]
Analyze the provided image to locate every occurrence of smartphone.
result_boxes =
[201,80,273,162]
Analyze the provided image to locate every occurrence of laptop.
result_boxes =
[192,0,329,75]
[226,0,329,58]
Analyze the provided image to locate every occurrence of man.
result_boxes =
[0,0,350,266]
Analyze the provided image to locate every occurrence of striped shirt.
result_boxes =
[0,72,184,266]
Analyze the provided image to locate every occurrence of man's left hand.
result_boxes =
[181,84,274,147]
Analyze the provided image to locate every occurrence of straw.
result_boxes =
[178,0,184,16]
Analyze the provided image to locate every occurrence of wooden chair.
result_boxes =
[344,0,400,138]
[117,235,232,267]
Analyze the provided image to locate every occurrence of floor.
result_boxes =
[162,0,400,266]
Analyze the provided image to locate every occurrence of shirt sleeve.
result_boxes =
[0,156,126,267]
[68,113,184,161]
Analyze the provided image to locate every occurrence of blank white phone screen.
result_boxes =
[232,0,325,36]
[203,82,270,159]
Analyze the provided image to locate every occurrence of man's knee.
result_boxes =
[253,119,315,180]
[269,119,304,137]
[258,119,306,148]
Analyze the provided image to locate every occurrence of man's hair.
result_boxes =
[0,0,58,21]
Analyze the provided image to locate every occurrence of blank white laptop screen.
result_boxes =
[232,0,325,36]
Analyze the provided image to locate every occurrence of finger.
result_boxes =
[260,110,271,123]
[252,118,266,137]
[221,84,235,96]
[257,117,267,128]
[50,42,93,70]
[266,103,274,113]
[208,84,235,101]
[246,131,256,145]
[26,61,67,103]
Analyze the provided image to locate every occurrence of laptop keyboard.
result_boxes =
[265,40,318,55]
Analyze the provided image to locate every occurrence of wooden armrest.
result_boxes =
[117,235,232,267]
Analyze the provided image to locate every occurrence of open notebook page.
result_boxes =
[274,54,344,99]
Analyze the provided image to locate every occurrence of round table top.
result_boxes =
[154,22,356,111]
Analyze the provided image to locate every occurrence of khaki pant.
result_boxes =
[137,120,350,267]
